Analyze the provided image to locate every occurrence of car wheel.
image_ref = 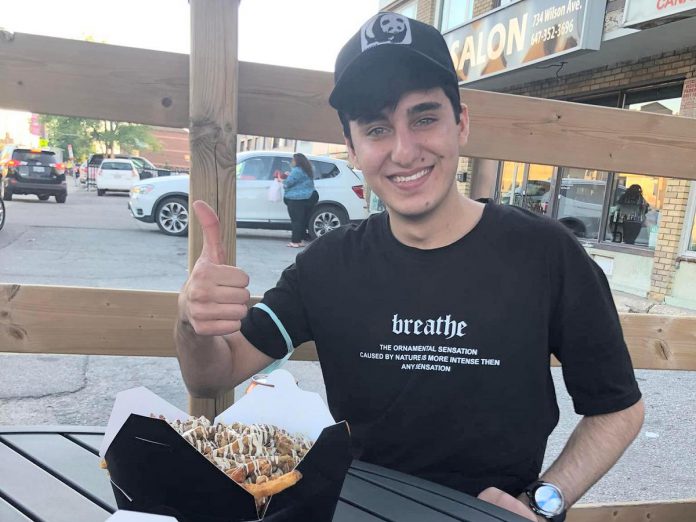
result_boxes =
[97,189,106,196]
[0,200,5,231]
[55,193,67,204]
[38,195,50,201]
[309,205,348,239]
[156,196,189,236]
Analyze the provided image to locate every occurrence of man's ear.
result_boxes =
[345,136,360,169]
[458,103,470,146]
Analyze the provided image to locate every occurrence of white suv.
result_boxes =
[128,151,368,237]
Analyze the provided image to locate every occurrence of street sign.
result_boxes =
[38,138,49,148]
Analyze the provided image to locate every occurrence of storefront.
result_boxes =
[382,0,696,308]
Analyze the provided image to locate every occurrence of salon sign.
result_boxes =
[623,0,696,27]
[443,0,606,84]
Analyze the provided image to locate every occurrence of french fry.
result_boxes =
[242,470,303,499]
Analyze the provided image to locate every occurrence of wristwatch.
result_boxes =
[523,481,566,522]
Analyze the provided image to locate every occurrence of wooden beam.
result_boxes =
[461,89,696,180]
[568,499,696,522]
[1,285,694,371]
[1,33,695,180]
[619,313,696,371]
[188,0,240,418]
[0,285,178,357]
[0,32,188,128]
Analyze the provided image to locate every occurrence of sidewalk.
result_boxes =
[612,290,696,316]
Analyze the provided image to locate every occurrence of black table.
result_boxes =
[0,427,526,522]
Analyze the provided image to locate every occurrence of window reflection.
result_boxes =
[498,162,553,216]
[626,97,681,116]
[556,169,608,240]
[606,174,666,247]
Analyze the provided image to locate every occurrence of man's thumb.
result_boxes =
[193,200,225,264]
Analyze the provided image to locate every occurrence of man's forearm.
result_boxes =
[175,318,236,397]
[536,399,645,506]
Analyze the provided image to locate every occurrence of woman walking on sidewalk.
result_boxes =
[283,153,317,248]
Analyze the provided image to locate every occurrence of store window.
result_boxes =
[395,0,418,18]
[497,164,669,247]
[441,0,474,32]
[497,81,684,249]
[498,161,554,216]
[623,82,683,115]
[604,174,666,247]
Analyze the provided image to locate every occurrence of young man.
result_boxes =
[176,14,644,522]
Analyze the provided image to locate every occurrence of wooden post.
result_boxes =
[188,0,240,418]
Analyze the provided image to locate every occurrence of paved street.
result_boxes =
[0,183,299,294]
[0,182,694,505]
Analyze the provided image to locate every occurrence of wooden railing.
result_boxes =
[1,1,695,519]
[1,286,695,370]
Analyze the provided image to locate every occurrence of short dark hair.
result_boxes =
[338,72,461,145]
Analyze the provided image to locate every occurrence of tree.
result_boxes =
[92,120,161,158]
[39,115,160,160]
[39,115,93,160]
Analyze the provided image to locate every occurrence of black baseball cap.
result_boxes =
[329,13,459,111]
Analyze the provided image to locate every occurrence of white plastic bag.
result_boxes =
[267,179,283,202]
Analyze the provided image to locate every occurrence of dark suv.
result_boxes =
[1,148,67,203]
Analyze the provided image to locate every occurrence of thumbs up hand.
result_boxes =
[179,200,251,336]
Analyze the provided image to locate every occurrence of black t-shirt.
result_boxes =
[241,202,641,496]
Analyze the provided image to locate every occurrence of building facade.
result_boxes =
[381,0,696,309]
[144,127,191,171]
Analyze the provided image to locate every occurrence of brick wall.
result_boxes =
[473,0,498,18]
[417,0,437,24]
[502,47,696,100]
[649,179,692,300]
[682,77,696,118]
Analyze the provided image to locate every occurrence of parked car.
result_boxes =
[87,154,175,185]
[0,146,67,203]
[539,178,629,240]
[96,158,141,196]
[128,151,368,237]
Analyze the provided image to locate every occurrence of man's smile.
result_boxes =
[388,166,433,185]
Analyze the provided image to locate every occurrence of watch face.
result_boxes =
[534,484,564,516]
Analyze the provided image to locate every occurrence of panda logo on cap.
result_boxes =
[361,13,412,51]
